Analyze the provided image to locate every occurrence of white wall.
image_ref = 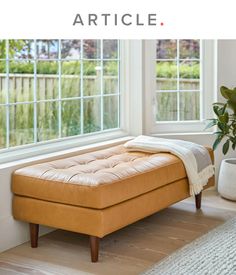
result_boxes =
[218,40,236,98]
[0,165,54,252]
[214,40,236,174]
[1,40,236,253]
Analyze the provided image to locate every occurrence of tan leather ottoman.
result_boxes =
[12,145,214,262]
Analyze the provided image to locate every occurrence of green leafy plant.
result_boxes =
[206,86,236,154]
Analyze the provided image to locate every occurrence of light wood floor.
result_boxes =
[1,190,236,275]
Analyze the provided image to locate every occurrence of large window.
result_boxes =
[0,40,120,150]
[156,39,201,122]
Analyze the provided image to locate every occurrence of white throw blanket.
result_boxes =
[124,136,215,196]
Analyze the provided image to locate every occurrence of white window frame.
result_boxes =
[0,40,135,163]
[0,40,143,164]
[0,39,217,164]
[0,39,123,149]
[144,39,217,134]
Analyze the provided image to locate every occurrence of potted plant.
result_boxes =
[206,86,236,200]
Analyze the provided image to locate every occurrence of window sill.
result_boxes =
[153,131,214,137]
[149,121,213,134]
[0,130,131,167]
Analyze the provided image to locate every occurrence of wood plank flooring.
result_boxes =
[0,190,236,275]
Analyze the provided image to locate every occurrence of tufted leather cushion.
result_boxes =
[12,145,213,209]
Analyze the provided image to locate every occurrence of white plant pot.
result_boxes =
[218,158,236,201]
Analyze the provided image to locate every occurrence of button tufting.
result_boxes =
[14,145,183,186]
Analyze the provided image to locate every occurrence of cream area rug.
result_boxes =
[143,216,236,275]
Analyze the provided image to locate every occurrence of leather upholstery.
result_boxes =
[12,145,189,209]
[12,144,214,238]
[13,177,214,238]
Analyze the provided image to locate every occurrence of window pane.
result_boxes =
[9,61,34,103]
[103,95,119,130]
[37,77,58,100]
[83,61,101,96]
[156,40,177,59]
[104,76,118,95]
[103,61,118,76]
[62,100,80,137]
[0,106,6,148]
[0,60,6,74]
[61,61,80,75]
[0,40,6,59]
[37,101,58,141]
[9,60,34,74]
[61,77,80,99]
[0,62,6,104]
[37,61,59,100]
[179,61,200,90]
[61,40,81,59]
[103,61,118,94]
[83,40,101,59]
[9,40,34,59]
[103,40,118,59]
[156,92,177,121]
[83,97,101,133]
[61,61,80,98]
[156,61,177,90]
[37,60,58,74]
[180,92,200,120]
[37,40,59,59]
[156,39,201,123]
[179,40,200,59]
[9,104,34,146]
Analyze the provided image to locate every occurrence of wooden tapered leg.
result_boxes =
[89,236,100,262]
[195,192,202,210]
[29,223,39,248]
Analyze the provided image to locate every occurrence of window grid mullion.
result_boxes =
[100,40,104,131]
[0,93,118,106]
[2,58,120,62]
[156,90,200,94]
[80,39,84,135]
[6,40,10,148]
[33,39,37,143]
[200,40,203,121]
[177,39,180,122]
[156,58,200,62]
[117,40,120,128]
[58,40,62,138]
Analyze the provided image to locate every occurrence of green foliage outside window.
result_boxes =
[0,61,118,75]
[156,62,199,79]
[0,39,119,149]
